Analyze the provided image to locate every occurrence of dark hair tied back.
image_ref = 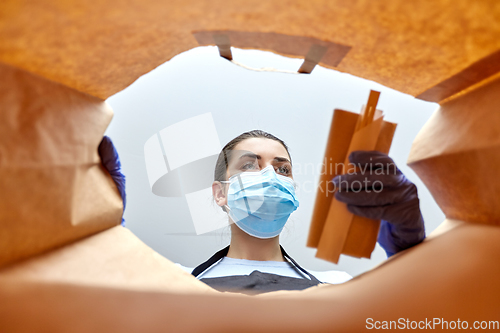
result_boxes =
[213,130,291,182]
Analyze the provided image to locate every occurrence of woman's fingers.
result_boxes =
[348,150,397,171]
[332,173,405,192]
[334,185,415,206]
[345,199,422,225]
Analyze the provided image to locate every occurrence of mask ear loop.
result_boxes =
[219,148,232,214]
[217,180,230,213]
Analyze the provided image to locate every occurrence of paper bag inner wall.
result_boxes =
[0,226,214,294]
[1,222,500,332]
[408,75,500,225]
[1,0,499,101]
[0,63,123,268]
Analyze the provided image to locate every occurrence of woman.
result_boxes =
[189,130,426,294]
[98,131,425,295]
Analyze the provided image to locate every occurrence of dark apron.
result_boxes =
[191,245,322,295]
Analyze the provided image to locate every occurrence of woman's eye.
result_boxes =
[241,162,257,170]
[276,165,291,176]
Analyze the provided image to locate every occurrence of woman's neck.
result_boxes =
[226,224,285,262]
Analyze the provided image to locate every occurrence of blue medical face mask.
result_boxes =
[222,165,299,239]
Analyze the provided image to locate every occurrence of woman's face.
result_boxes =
[212,137,293,209]
[227,137,293,180]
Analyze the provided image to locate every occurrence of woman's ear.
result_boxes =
[212,181,228,207]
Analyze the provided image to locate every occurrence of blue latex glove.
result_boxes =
[98,136,126,227]
[332,151,425,257]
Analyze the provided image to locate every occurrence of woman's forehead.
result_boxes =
[233,137,290,160]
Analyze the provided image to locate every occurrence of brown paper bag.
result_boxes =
[2,221,500,332]
[0,226,215,294]
[308,93,397,263]
[408,74,500,226]
[0,63,123,268]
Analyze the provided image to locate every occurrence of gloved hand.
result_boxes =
[98,136,126,227]
[332,150,425,257]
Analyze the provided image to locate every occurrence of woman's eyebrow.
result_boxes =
[238,152,260,160]
[237,153,290,164]
[274,157,291,163]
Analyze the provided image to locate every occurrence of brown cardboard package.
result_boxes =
[307,107,397,263]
